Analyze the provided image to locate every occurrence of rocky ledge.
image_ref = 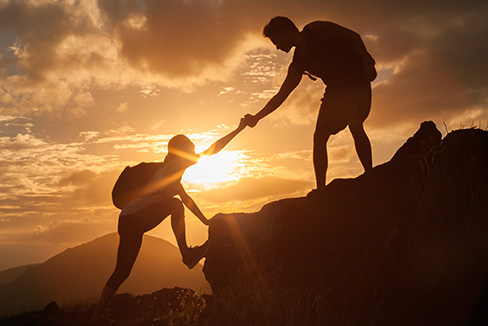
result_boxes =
[203,122,488,325]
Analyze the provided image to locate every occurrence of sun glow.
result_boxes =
[183,150,243,184]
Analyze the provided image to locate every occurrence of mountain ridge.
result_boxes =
[0,233,208,315]
[0,264,40,286]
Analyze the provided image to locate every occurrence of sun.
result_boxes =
[182,150,243,185]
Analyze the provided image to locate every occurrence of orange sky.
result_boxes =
[1,0,487,270]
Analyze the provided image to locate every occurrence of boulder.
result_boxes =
[203,122,488,325]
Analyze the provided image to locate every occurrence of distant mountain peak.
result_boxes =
[0,233,207,315]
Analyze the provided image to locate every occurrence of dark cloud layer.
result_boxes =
[0,1,97,82]
[369,6,488,126]
[99,0,258,78]
[1,0,487,125]
[59,169,120,204]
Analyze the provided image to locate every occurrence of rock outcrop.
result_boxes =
[203,122,488,325]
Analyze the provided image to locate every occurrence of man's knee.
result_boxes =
[170,198,184,215]
[313,129,331,145]
[106,268,130,289]
[349,121,369,139]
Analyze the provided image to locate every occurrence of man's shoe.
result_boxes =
[183,241,210,269]
[306,187,324,198]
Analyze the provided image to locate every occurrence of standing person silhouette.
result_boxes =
[245,17,377,189]
[91,119,247,324]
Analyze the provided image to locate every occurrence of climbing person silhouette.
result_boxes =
[91,118,247,324]
[245,17,377,189]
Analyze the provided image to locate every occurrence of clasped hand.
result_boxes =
[243,114,258,128]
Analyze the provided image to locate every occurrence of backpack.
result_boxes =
[301,24,376,84]
[111,162,166,209]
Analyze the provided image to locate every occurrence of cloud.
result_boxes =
[58,170,97,187]
[116,102,129,113]
[329,145,356,163]
[0,129,122,211]
[70,169,120,205]
[32,220,110,245]
[371,49,482,127]
[0,1,130,114]
[218,86,235,96]
[0,0,343,93]
[0,122,259,217]
[366,4,488,128]
[0,1,75,80]
[0,0,486,127]
[271,79,323,127]
[196,176,313,203]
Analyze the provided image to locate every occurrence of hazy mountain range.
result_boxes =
[0,233,208,315]
[0,264,39,286]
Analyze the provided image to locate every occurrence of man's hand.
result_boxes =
[237,117,247,131]
[244,114,259,128]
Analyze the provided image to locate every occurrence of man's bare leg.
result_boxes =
[349,122,372,172]
[313,132,331,189]
[91,285,117,323]
[91,234,143,322]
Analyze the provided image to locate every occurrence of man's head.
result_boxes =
[263,16,298,53]
[166,134,198,165]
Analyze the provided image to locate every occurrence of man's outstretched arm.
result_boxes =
[245,63,302,127]
[178,184,209,225]
[199,118,246,157]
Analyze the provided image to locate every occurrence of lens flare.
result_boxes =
[183,151,242,184]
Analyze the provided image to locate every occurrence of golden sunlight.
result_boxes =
[183,150,243,184]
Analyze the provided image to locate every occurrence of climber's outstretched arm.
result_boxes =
[199,118,246,157]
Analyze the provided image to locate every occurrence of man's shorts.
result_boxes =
[316,82,372,135]
[118,196,175,237]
